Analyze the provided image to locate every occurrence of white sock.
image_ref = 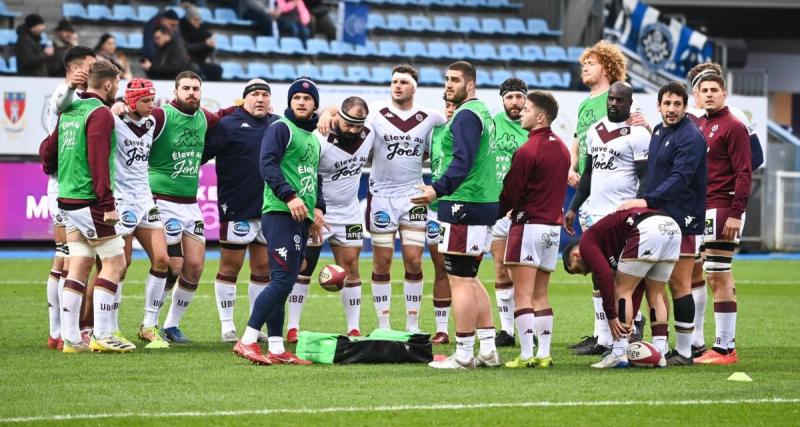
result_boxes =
[93,279,118,339]
[248,278,268,315]
[215,276,237,333]
[268,336,285,354]
[371,277,391,329]
[142,270,167,328]
[594,293,612,347]
[286,277,310,331]
[47,271,61,339]
[635,311,644,322]
[61,279,84,343]
[163,278,197,329]
[652,335,668,355]
[241,326,260,345]
[612,336,629,357]
[404,277,423,331]
[715,310,736,351]
[434,300,450,334]
[57,273,66,321]
[515,311,536,359]
[692,283,707,347]
[495,286,515,335]
[477,327,496,355]
[534,309,553,359]
[676,331,693,358]
[110,280,123,333]
[455,333,475,361]
[341,281,362,332]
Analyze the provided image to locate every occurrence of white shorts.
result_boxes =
[438,223,492,256]
[115,199,163,237]
[491,216,511,240]
[617,260,676,283]
[579,211,605,231]
[219,219,266,246]
[426,210,443,246]
[156,199,205,245]
[47,176,69,227]
[65,205,118,241]
[367,194,428,233]
[620,215,681,262]
[322,223,364,247]
[703,208,746,245]
[503,223,561,272]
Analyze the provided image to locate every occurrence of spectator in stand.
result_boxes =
[141,24,197,81]
[275,0,311,46]
[237,0,274,36]
[143,9,181,61]
[14,13,53,76]
[305,0,335,41]
[180,3,222,81]
[94,34,133,80]
[47,19,78,77]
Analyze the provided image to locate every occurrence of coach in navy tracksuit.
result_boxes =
[202,79,280,341]
[618,81,706,366]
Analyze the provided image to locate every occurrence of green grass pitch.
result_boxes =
[0,257,798,425]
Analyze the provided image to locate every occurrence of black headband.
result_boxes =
[340,109,366,125]
[243,83,271,98]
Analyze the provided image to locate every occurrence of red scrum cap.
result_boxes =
[125,78,156,111]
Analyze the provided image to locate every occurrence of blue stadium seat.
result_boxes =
[327,41,351,57]
[296,63,322,81]
[463,0,487,7]
[545,46,568,62]
[404,41,428,58]
[306,39,331,56]
[256,36,279,54]
[522,44,545,62]
[503,18,529,35]
[271,63,297,81]
[0,29,15,46]
[498,43,521,61]
[321,64,347,83]
[0,1,20,18]
[491,69,513,86]
[247,63,271,79]
[426,41,451,59]
[213,34,232,52]
[386,14,409,29]
[221,62,246,80]
[528,18,562,37]
[538,71,569,88]
[488,0,522,8]
[476,69,492,87]
[370,66,393,84]
[8,56,16,73]
[112,5,140,22]
[128,33,143,49]
[458,16,482,34]
[0,56,7,74]
[386,0,413,5]
[367,14,386,30]
[567,46,584,63]
[355,40,380,58]
[378,40,403,58]
[231,35,256,53]
[409,15,433,32]
[450,42,475,60]
[480,18,504,35]
[0,30,8,46]
[198,7,222,25]
[346,65,371,84]
[215,8,253,26]
[280,37,305,55]
[63,4,87,19]
[473,43,498,61]
[138,5,159,22]
[433,16,457,33]
[515,70,539,88]
[419,67,443,85]
[87,5,119,21]
[111,32,128,49]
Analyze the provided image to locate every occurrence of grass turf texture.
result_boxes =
[0,258,798,426]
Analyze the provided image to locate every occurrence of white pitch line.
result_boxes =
[1,398,799,424]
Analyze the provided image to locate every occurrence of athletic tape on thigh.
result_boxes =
[167,243,183,258]
[67,240,95,258]
[704,241,736,252]
[95,236,125,258]
[371,232,394,248]
[704,254,732,273]
[55,242,69,257]
[443,254,480,278]
[400,229,426,247]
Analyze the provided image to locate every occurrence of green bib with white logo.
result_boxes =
[149,104,208,198]
[492,111,527,195]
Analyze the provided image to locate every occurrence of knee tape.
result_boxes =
[371,232,394,248]
[67,240,95,258]
[94,236,125,259]
[443,254,480,278]
[400,229,426,247]
[55,242,69,258]
[704,254,732,273]
[673,294,695,325]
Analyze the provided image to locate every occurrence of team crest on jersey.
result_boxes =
[711,124,719,132]
[293,234,301,244]
[120,211,138,228]
[620,128,629,136]
[232,221,250,237]
[346,224,363,240]
[425,221,440,242]
[87,229,96,238]
[193,221,205,236]
[373,211,391,228]
[415,113,423,122]
[409,205,427,222]
[165,219,182,236]
[147,207,160,223]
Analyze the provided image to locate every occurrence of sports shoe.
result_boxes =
[534,356,554,368]
[62,339,90,353]
[163,326,191,344]
[47,336,63,351]
[569,335,596,349]
[494,330,515,347]
[694,348,738,365]
[475,350,502,367]
[591,352,630,369]
[286,328,299,343]
[80,330,92,345]
[574,342,611,356]
[505,355,536,368]
[221,330,239,343]
[691,344,707,358]
[428,355,475,369]
[431,332,449,345]
[267,351,312,365]
[233,341,272,365]
[138,325,170,349]
[631,316,645,343]
[90,335,133,353]
[113,331,137,351]
[665,350,694,366]
[347,329,361,337]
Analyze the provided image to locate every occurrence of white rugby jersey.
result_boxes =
[584,117,650,217]
[366,101,444,196]
[316,127,375,224]
[114,114,157,203]
[688,106,756,135]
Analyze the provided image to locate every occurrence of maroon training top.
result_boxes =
[499,126,570,225]
[39,92,116,212]
[699,106,752,218]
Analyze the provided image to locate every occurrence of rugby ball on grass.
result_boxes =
[319,264,346,292]
[626,341,666,368]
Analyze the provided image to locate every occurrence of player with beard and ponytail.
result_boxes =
[286,96,374,338]
[489,77,529,347]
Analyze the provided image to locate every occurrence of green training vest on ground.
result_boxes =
[149,104,208,198]
[575,91,608,174]
[57,97,115,200]
[439,99,497,203]
[261,118,320,220]
[492,111,528,195]
[429,123,448,212]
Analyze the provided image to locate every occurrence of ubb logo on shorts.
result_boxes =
[373,211,391,228]
[426,220,441,241]
[232,221,250,237]
[165,218,182,236]
[120,211,138,228]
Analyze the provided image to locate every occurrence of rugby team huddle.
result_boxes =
[39,40,759,369]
